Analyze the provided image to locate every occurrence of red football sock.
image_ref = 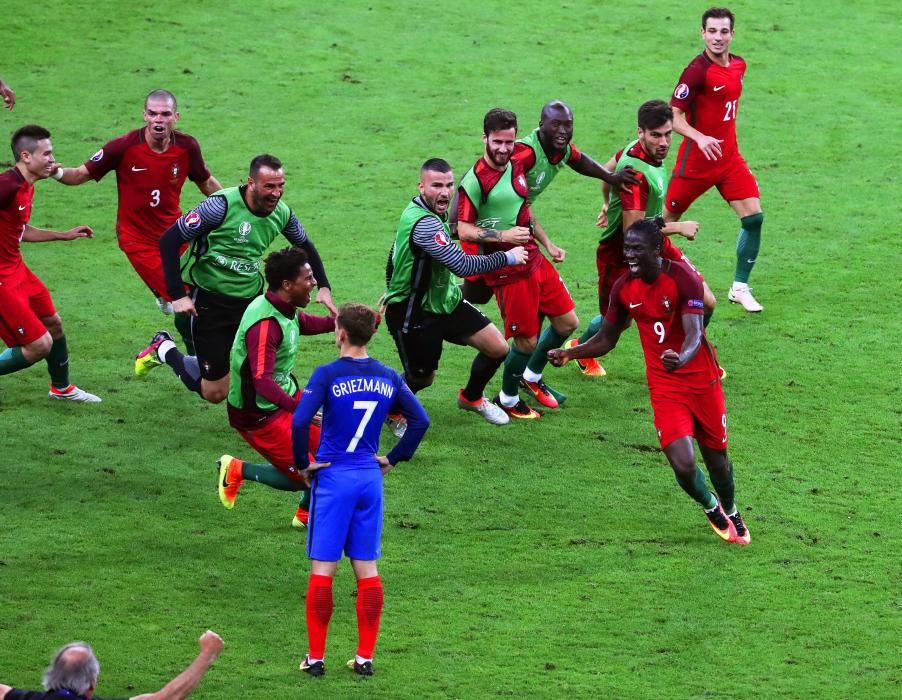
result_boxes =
[305,574,333,660]
[355,575,384,659]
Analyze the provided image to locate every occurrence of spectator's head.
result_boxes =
[42,642,100,697]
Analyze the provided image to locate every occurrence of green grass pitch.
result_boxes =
[1,1,899,698]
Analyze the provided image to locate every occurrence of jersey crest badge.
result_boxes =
[236,221,252,242]
[90,148,104,162]
[185,211,201,229]
[661,296,673,312]
[434,231,450,246]
[674,83,690,100]
[171,163,180,178]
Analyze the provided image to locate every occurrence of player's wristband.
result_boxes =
[52,167,65,181]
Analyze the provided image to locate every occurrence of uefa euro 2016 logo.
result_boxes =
[236,221,252,243]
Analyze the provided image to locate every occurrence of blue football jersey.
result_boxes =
[292,356,429,469]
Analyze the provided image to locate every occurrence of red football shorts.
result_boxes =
[665,154,760,216]
[650,382,728,451]
[596,233,628,316]
[237,409,323,480]
[0,266,56,346]
[119,237,188,302]
[493,256,575,339]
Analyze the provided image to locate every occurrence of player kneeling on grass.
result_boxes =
[294,303,429,678]
[215,247,335,527]
[548,217,750,545]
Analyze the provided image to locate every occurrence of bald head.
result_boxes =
[43,642,100,696]
[540,100,572,122]
[538,100,574,153]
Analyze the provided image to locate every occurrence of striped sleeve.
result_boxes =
[176,195,228,239]
[410,216,510,277]
[282,213,309,245]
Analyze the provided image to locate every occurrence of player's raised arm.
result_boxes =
[128,630,224,700]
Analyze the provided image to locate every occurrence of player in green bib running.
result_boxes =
[510,101,639,400]
[384,158,527,428]
[568,100,713,374]
[134,154,336,405]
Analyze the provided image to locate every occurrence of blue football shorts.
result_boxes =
[307,466,384,561]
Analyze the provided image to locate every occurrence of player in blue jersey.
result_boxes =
[292,303,429,678]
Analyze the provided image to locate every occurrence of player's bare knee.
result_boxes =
[406,371,434,392]
[552,311,578,336]
[23,333,53,362]
[513,335,537,354]
[485,335,509,359]
[201,379,229,404]
[40,314,64,339]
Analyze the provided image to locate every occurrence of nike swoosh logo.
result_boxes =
[629,302,642,309]
[713,85,726,92]
[18,205,27,210]
[131,166,148,172]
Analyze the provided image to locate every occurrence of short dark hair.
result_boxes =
[264,247,309,291]
[625,217,664,250]
[337,303,377,347]
[637,100,673,131]
[483,108,517,136]
[11,124,51,162]
[249,154,283,178]
[144,89,177,110]
[421,157,452,174]
[702,6,735,29]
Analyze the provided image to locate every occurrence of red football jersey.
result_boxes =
[84,129,210,248]
[605,259,719,390]
[671,52,747,177]
[0,167,34,279]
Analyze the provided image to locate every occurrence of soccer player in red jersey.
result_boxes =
[457,108,577,419]
[52,89,222,349]
[0,125,100,402]
[665,7,766,313]
[549,218,750,545]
